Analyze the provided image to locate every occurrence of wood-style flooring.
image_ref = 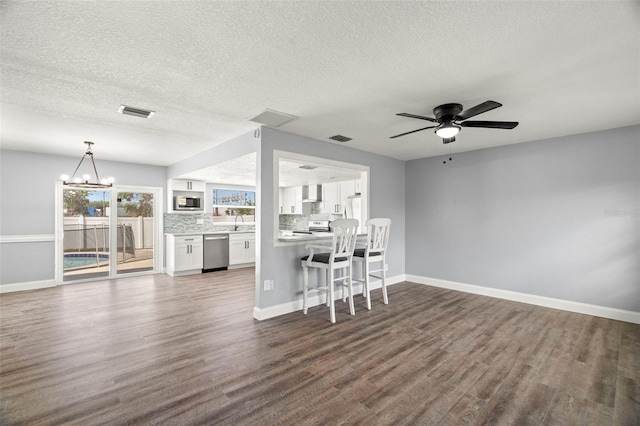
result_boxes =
[1,269,638,425]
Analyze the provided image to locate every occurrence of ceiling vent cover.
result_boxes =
[329,135,352,143]
[249,109,298,127]
[299,165,318,170]
[118,105,155,118]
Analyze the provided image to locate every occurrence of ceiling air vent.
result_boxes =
[118,105,155,119]
[299,165,318,170]
[329,135,352,143]
[249,109,298,127]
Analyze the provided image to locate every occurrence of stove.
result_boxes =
[308,220,331,233]
[292,219,332,235]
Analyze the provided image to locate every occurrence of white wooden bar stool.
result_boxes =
[353,218,391,309]
[301,218,359,323]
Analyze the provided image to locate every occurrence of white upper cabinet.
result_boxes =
[172,179,206,192]
[322,180,359,214]
[322,182,341,214]
[282,186,303,214]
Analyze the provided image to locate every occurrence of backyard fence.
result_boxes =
[63,216,154,249]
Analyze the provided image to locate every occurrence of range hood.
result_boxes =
[302,184,323,202]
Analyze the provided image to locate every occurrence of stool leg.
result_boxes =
[341,267,346,303]
[381,257,388,305]
[326,270,331,307]
[329,268,336,323]
[347,264,355,315]
[302,264,309,314]
[364,259,371,310]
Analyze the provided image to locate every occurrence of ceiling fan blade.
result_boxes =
[396,112,438,123]
[389,126,437,139]
[442,136,456,144]
[459,120,519,129]
[456,100,502,120]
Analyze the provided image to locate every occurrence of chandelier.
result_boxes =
[61,141,114,189]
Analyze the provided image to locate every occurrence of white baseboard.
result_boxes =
[0,279,57,293]
[406,274,640,325]
[253,274,404,321]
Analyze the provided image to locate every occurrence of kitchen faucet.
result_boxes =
[234,214,244,231]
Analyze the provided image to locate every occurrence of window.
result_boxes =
[212,189,255,222]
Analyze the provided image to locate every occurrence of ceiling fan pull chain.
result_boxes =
[443,144,453,165]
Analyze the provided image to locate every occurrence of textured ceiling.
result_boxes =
[1,1,638,167]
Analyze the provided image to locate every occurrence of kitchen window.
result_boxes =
[212,188,255,223]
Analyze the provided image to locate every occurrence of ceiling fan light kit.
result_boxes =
[435,123,460,139]
[391,100,519,143]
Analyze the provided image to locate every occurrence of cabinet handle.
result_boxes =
[291,206,294,213]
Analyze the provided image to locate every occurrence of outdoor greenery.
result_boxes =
[63,189,91,216]
[119,192,154,217]
[63,190,153,217]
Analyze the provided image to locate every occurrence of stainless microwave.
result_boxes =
[174,196,202,211]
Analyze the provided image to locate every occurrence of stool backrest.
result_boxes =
[365,218,391,255]
[330,218,359,259]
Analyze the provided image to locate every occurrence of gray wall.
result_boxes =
[405,125,640,312]
[257,127,406,309]
[0,149,166,286]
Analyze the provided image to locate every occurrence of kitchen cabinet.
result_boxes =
[322,180,359,214]
[322,182,341,214]
[229,233,255,266]
[167,179,206,213]
[171,179,206,192]
[166,234,203,276]
[282,186,302,214]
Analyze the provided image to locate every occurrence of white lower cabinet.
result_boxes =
[229,233,255,266]
[166,234,203,276]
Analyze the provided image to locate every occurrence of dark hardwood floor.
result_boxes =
[1,268,638,425]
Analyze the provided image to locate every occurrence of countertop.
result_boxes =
[278,232,366,242]
[165,230,255,236]
[278,233,333,242]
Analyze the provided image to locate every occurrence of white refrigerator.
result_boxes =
[345,195,362,233]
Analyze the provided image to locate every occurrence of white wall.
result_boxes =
[405,125,639,312]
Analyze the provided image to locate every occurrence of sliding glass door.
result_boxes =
[116,191,155,275]
[57,184,162,283]
[62,188,111,281]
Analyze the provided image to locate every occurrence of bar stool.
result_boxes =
[353,218,391,309]
[301,218,359,323]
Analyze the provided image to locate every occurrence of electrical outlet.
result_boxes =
[264,280,274,291]
[384,264,389,272]
[196,218,204,225]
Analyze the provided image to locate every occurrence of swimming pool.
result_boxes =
[64,253,109,269]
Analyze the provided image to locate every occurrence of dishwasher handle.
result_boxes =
[204,236,229,240]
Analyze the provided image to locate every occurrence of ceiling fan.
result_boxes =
[390,100,519,143]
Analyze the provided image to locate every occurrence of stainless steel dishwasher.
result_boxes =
[203,234,229,272]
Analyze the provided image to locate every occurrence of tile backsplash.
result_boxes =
[166,212,342,233]
[164,213,255,234]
